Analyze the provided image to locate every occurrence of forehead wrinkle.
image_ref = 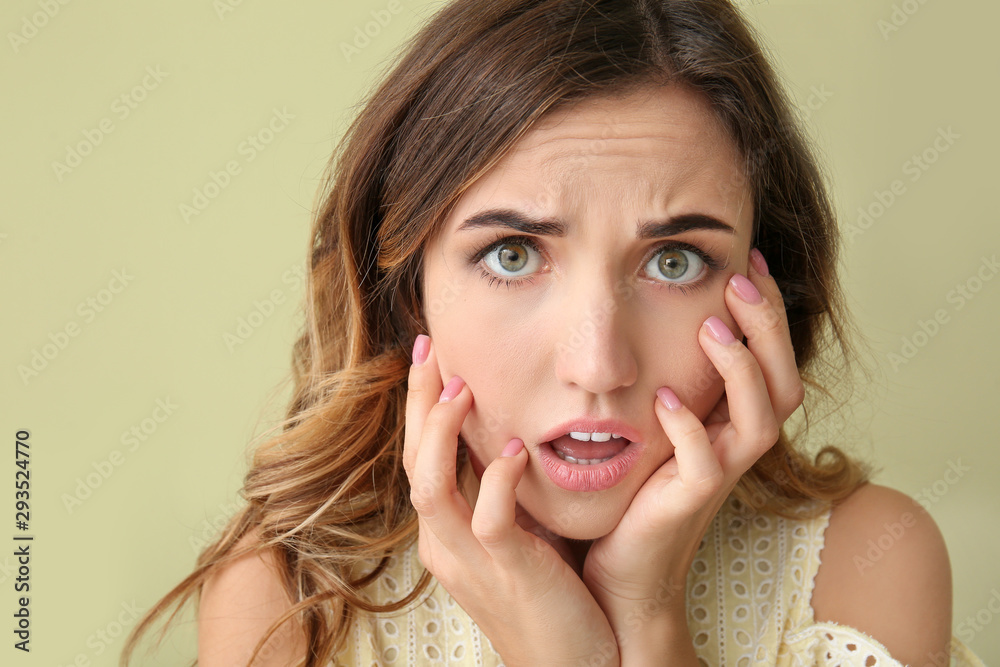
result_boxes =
[450,85,752,238]
[535,150,733,213]
[526,140,718,190]
[514,120,736,183]
[516,129,716,164]
[523,98,728,153]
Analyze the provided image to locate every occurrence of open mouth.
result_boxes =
[538,433,643,492]
[550,432,632,465]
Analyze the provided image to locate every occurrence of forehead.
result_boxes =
[441,83,752,235]
[521,84,734,160]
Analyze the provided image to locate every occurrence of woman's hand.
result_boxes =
[403,335,620,667]
[581,250,804,662]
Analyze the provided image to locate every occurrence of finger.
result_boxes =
[748,247,789,329]
[470,439,532,562]
[703,394,730,425]
[410,376,479,551]
[403,334,443,478]
[698,317,780,471]
[652,388,724,499]
[726,268,804,423]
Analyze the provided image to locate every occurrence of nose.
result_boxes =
[553,276,639,394]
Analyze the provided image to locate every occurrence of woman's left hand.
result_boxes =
[581,252,805,658]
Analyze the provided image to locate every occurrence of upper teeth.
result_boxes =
[569,431,621,442]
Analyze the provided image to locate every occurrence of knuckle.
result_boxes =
[786,380,806,408]
[418,415,455,451]
[409,479,443,516]
[405,369,428,397]
[480,460,510,487]
[470,517,505,547]
[696,470,726,495]
[675,418,706,442]
[758,421,780,448]
[409,490,436,516]
[749,306,784,337]
[728,348,758,376]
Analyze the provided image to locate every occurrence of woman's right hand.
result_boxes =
[403,334,619,667]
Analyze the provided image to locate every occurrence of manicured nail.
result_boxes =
[412,334,430,366]
[438,375,465,402]
[656,387,682,411]
[500,438,524,457]
[750,248,769,277]
[704,316,737,345]
[729,273,762,304]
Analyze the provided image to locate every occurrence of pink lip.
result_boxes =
[535,417,646,492]
[538,440,644,492]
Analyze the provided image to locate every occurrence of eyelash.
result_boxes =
[466,233,725,293]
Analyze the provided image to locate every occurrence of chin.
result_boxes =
[520,487,631,542]
[543,517,619,542]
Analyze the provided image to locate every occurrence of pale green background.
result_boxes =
[1,0,997,665]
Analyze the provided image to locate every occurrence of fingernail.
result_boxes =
[750,248,769,277]
[500,438,524,457]
[704,316,737,345]
[438,375,465,402]
[412,334,430,366]
[729,273,763,304]
[656,387,682,411]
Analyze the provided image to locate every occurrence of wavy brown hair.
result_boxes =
[121,0,872,664]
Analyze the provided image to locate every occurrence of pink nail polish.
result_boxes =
[656,387,682,411]
[729,273,763,304]
[750,248,769,277]
[438,376,465,402]
[500,438,524,457]
[412,334,430,366]
[704,316,737,345]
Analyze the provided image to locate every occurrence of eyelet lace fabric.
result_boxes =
[331,496,985,666]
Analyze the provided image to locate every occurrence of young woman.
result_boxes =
[122,1,985,665]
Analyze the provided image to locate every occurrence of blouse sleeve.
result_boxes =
[779,621,986,667]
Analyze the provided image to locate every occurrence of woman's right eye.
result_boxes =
[480,237,545,280]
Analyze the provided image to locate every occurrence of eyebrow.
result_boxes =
[456,208,735,238]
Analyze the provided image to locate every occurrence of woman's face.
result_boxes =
[421,84,754,540]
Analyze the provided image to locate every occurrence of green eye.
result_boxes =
[495,244,529,272]
[645,247,705,284]
[483,241,541,278]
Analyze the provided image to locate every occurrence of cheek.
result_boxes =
[423,276,531,462]
[456,333,535,458]
[671,349,726,421]
[645,292,729,419]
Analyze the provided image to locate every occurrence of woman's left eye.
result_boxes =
[644,246,707,285]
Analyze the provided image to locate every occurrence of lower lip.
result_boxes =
[537,440,644,492]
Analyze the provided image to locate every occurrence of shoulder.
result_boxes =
[811,482,952,665]
[198,528,308,666]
